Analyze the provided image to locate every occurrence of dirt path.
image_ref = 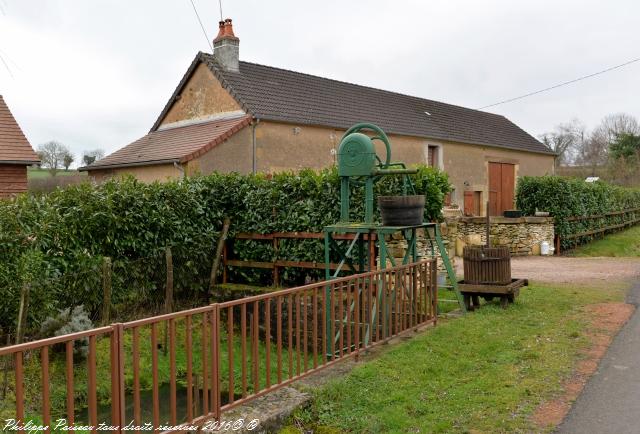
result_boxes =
[456,255,640,286]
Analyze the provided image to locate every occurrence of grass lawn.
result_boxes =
[282,282,624,433]
[571,225,640,257]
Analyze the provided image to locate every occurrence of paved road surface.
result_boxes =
[556,282,640,434]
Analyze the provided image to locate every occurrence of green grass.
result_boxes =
[571,225,640,257]
[285,282,624,433]
[27,168,86,179]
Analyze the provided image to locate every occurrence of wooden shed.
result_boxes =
[0,95,39,198]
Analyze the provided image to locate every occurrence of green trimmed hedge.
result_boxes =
[516,176,640,249]
[0,166,449,336]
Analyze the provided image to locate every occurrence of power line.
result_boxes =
[0,52,14,78]
[188,0,214,53]
[477,56,640,110]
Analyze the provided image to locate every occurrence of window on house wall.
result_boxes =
[427,145,439,168]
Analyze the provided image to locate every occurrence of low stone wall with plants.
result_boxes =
[383,216,554,273]
[445,216,555,256]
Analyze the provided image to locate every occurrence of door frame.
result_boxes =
[488,161,516,216]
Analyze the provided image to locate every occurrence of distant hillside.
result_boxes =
[27,167,88,193]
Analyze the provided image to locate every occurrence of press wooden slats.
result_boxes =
[463,245,511,285]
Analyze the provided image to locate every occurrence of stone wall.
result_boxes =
[446,216,555,256]
[381,225,455,272]
[383,216,554,273]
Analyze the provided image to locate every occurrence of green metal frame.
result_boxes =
[324,122,465,357]
[323,222,466,356]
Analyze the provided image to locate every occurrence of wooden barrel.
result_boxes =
[463,245,511,285]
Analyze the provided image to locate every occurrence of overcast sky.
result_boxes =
[0,0,638,164]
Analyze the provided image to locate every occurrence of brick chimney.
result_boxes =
[213,18,239,72]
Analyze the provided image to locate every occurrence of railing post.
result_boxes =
[211,303,221,421]
[431,259,438,325]
[110,323,125,433]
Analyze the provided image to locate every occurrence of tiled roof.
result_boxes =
[0,95,39,164]
[84,114,251,170]
[153,52,552,155]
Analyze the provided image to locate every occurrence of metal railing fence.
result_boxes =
[0,259,436,433]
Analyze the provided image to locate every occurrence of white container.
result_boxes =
[437,274,447,286]
[540,241,552,256]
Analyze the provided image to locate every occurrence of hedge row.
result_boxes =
[515,176,640,249]
[0,166,449,336]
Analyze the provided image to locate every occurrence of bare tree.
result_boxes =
[539,119,585,167]
[574,113,640,173]
[37,141,71,176]
[63,151,74,170]
[597,113,640,143]
[82,149,105,166]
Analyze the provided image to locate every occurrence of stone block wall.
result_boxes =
[381,216,554,274]
[446,216,554,256]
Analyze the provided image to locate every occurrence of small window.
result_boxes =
[427,145,439,168]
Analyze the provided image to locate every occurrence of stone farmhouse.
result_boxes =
[82,19,556,216]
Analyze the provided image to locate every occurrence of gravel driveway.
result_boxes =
[456,255,640,286]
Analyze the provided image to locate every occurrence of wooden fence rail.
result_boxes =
[0,259,436,433]
[555,207,640,254]
[223,232,377,286]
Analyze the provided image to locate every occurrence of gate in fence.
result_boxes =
[0,259,436,434]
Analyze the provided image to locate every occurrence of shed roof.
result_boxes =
[0,95,40,164]
[83,114,251,170]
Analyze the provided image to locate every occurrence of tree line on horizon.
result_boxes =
[36,141,105,175]
[540,112,640,186]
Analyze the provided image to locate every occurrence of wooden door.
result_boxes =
[464,191,475,216]
[488,162,515,216]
